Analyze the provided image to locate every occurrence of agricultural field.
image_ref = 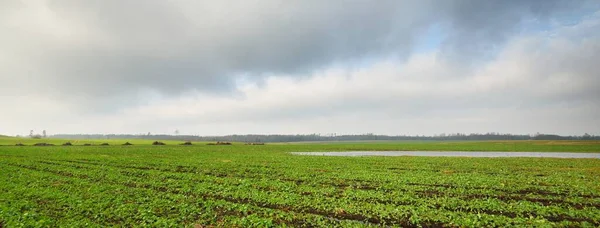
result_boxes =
[1,141,600,227]
[0,136,187,147]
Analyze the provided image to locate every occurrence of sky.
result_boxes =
[1,0,599,136]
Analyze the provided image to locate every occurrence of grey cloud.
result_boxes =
[158,16,600,128]
[437,0,598,63]
[2,0,595,110]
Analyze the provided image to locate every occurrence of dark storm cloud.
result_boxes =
[34,0,425,97]
[0,0,596,106]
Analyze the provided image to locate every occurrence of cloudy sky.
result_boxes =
[1,0,599,136]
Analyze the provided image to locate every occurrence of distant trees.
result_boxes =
[25,129,48,139]
[29,130,42,139]
[49,132,600,143]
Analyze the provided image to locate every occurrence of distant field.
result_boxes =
[2,136,600,152]
[0,136,194,146]
[1,141,599,227]
[278,140,600,152]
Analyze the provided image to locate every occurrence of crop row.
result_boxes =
[56,158,600,202]
[1,163,371,227]
[2,159,598,227]
[36,159,600,211]
[2,145,599,227]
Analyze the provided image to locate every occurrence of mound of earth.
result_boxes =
[34,143,54,146]
[207,141,232,145]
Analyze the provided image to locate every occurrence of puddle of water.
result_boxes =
[291,151,600,159]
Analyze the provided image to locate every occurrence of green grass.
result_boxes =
[277,140,600,152]
[1,142,600,227]
[0,136,193,146]
[2,137,600,152]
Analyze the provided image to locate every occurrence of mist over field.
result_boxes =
[1,0,599,136]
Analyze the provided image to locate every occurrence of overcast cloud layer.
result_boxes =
[1,0,599,136]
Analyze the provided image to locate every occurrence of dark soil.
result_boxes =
[152,141,166,145]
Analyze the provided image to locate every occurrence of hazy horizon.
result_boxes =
[6,131,597,138]
[2,1,599,136]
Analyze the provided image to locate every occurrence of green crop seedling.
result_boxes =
[1,141,599,227]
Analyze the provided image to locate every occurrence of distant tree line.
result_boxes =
[27,130,47,139]
[49,132,600,142]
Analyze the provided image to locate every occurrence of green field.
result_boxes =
[0,136,187,147]
[1,141,600,227]
[2,136,600,152]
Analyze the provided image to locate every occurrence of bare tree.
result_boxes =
[29,130,41,139]
[174,129,180,135]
